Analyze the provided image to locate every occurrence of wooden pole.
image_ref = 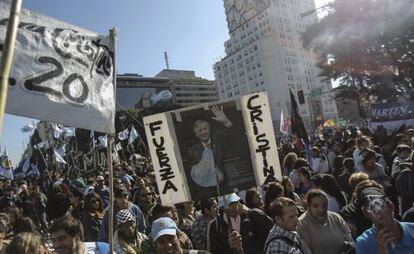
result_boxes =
[108,27,117,254]
[0,0,22,135]
[107,135,114,253]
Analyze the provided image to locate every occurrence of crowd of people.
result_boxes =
[1,124,414,254]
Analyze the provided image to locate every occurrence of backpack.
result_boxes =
[396,168,414,197]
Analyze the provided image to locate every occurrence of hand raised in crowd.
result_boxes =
[238,203,250,216]
[211,105,232,127]
[228,231,243,253]
[375,227,393,254]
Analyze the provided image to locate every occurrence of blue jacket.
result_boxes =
[98,202,146,242]
[356,221,414,254]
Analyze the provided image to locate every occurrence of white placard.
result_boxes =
[143,113,190,205]
[241,92,282,183]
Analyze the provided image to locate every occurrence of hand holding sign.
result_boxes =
[211,105,232,128]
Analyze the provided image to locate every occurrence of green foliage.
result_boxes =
[303,0,414,102]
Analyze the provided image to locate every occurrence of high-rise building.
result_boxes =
[214,0,338,130]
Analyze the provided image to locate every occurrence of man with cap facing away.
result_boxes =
[114,209,148,254]
[99,186,146,242]
[152,217,211,254]
[207,193,273,254]
[355,185,414,254]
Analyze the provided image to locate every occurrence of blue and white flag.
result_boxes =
[52,123,64,139]
[54,149,67,164]
[115,142,123,151]
[64,127,76,137]
[118,129,129,141]
[98,135,108,147]
[0,150,13,180]
[128,126,138,144]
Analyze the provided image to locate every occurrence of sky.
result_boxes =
[0,0,330,166]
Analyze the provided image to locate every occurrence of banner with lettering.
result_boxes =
[370,101,414,130]
[241,92,282,184]
[143,92,281,205]
[143,113,191,205]
[1,4,115,133]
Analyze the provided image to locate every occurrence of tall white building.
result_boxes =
[214,0,338,130]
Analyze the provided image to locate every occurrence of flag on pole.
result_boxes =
[98,135,108,147]
[118,129,129,141]
[0,149,13,179]
[290,90,312,162]
[63,127,76,137]
[54,149,67,164]
[290,90,310,144]
[128,126,138,144]
[1,3,115,133]
[51,123,64,139]
[115,142,123,151]
[280,109,290,135]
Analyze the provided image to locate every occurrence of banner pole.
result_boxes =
[108,27,117,254]
[0,0,22,136]
[107,135,114,253]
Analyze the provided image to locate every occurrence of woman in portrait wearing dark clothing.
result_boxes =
[82,192,104,242]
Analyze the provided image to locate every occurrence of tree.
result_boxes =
[303,0,414,102]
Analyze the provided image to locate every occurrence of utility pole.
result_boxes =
[164,51,170,70]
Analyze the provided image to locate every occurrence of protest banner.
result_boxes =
[144,92,281,205]
[143,112,191,205]
[241,92,282,184]
[370,101,414,130]
[0,3,115,133]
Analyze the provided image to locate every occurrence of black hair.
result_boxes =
[49,215,84,241]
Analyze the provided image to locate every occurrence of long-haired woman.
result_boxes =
[82,192,104,242]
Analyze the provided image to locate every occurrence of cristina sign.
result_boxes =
[143,92,281,205]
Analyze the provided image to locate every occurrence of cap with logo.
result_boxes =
[151,217,178,242]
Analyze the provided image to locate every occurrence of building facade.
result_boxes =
[116,70,218,111]
[156,69,218,107]
[116,73,175,111]
[213,0,338,130]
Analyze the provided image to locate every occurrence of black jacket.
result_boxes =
[82,212,103,242]
[207,208,273,254]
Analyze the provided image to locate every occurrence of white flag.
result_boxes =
[52,123,64,139]
[128,126,138,144]
[1,4,115,133]
[64,127,76,137]
[280,109,289,135]
[54,149,67,164]
[118,129,129,141]
[98,135,108,147]
[115,142,123,151]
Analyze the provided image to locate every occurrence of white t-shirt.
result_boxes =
[83,242,112,254]
[83,242,98,254]
[191,147,223,187]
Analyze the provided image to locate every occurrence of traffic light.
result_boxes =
[298,90,305,104]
